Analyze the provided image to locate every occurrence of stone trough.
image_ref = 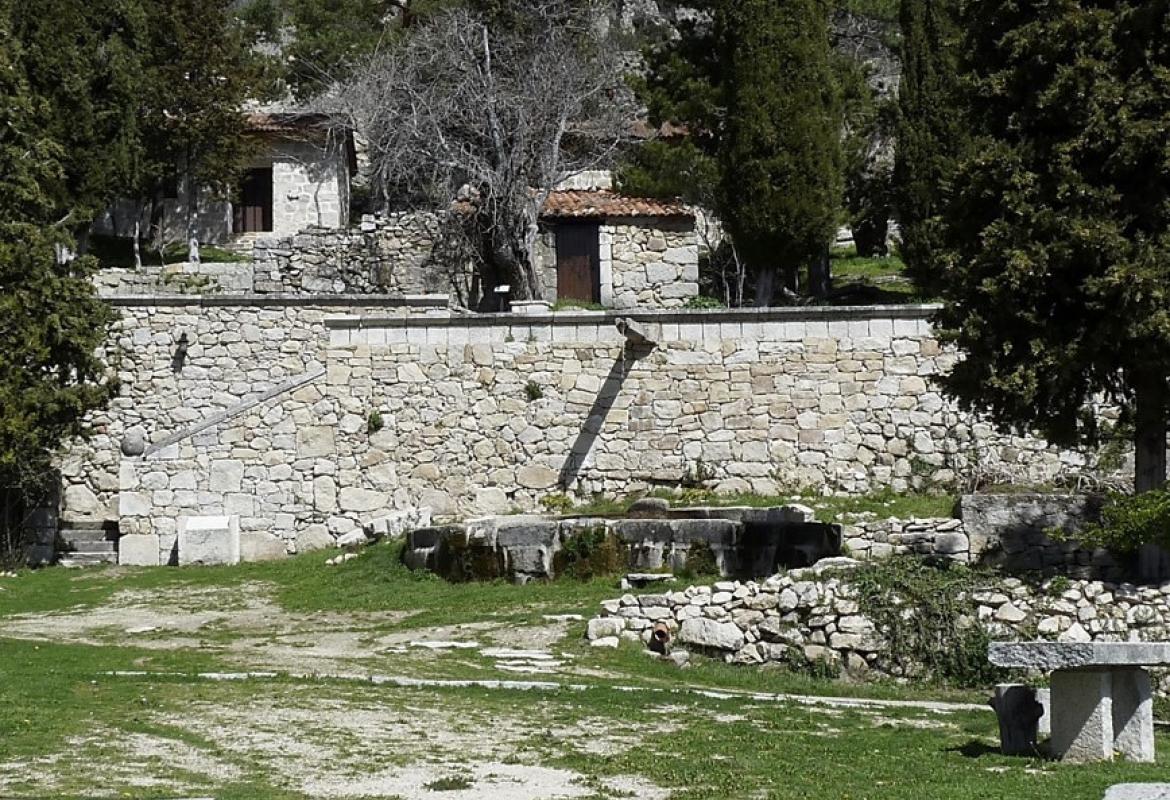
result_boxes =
[402,505,842,583]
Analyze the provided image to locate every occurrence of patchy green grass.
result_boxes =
[90,233,251,269]
[1,638,1167,799]
[0,543,628,627]
[830,245,934,304]
[551,299,606,312]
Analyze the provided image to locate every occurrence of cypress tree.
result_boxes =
[718,0,842,303]
[892,0,964,296]
[0,1,117,559]
[937,0,1170,502]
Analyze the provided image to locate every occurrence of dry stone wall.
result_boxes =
[251,212,474,299]
[585,568,1170,687]
[62,303,1124,558]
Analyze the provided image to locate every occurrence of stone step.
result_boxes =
[59,529,117,543]
[60,540,117,554]
[56,552,118,568]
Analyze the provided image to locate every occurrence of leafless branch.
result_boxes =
[327,1,637,301]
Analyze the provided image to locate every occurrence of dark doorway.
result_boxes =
[233,167,273,233]
[555,223,601,304]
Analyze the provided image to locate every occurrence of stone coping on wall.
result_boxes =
[105,293,452,309]
[322,303,942,346]
[324,303,942,330]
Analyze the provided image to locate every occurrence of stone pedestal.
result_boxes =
[1112,669,1155,763]
[1050,668,1154,763]
[1051,669,1114,762]
[178,515,240,566]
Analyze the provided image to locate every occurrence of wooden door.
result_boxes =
[233,168,273,233]
[556,223,600,304]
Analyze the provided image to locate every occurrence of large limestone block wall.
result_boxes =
[268,139,349,237]
[62,302,1119,554]
[60,296,449,561]
[324,308,1098,512]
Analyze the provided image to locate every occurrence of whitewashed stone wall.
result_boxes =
[62,304,1122,554]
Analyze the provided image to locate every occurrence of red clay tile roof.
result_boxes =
[541,189,692,220]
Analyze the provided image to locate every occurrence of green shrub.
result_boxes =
[681,541,720,578]
[1065,490,1170,553]
[684,295,725,310]
[850,558,1006,687]
[553,527,627,580]
[524,380,544,401]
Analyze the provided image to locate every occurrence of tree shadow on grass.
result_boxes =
[947,739,1002,759]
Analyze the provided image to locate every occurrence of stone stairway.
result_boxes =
[56,522,119,567]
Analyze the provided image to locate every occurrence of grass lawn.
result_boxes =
[90,233,251,269]
[1,546,1167,798]
[829,246,933,305]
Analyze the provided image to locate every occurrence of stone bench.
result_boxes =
[989,642,1170,762]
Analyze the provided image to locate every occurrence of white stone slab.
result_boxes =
[989,642,1170,670]
[118,534,160,567]
[178,515,240,566]
[1105,785,1170,800]
[240,532,288,562]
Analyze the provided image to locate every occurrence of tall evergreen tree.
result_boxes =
[136,0,263,251]
[937,0,1170,498]
[0,1,117,559]
[718,0,842,303]
[11,0,147,232]
[893,0,964,296]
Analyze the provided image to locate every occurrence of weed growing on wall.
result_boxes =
[850,558,1007,687]
[553,527,627,580]
[681,542,720,579]
[367,410,384,435]
[524,381,544,401]
[540,493,574,515]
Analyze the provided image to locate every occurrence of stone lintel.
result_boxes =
[988,642,1170,670]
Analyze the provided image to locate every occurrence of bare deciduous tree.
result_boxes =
[332,1,636,301]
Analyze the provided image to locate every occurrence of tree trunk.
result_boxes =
[754,265,778,307]
[806,247,831,299]
[1132,370,1169,580]
[1133,372,1167,493]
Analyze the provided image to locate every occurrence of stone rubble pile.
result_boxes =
[586,563,1170,680]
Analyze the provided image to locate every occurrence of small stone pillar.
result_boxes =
[989,684,1045,755]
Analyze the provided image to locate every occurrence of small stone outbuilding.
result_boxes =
[536,189,700,309]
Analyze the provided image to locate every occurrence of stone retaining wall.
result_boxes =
[251,213,474,300]
[840,495,1121,580]
[61,303,1127,556]
[585,568,1170,685]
